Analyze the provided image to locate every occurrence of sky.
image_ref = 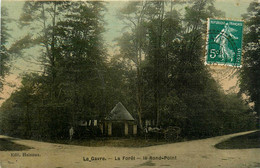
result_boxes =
[0,0,253,105]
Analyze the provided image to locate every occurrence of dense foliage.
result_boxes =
[0,7,11,95]
[115,0,256,138]
[240,0,260,127]
[0,0,256,140]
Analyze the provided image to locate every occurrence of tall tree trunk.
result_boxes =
[256,94,260,128]
[26,101,31,138]
[155,1,164,127]
[50,2,57,101]
[137,66,143,130]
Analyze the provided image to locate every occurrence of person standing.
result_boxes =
[69,127,74,141]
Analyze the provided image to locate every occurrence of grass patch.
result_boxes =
[50,137,169,148]
[215,131,260,149]
[0,138,32,151]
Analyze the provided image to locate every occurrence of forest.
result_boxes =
[0,0,259,141]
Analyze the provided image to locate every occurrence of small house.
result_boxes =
[102,102,137,136]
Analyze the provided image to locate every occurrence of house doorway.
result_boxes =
[112,122,124,137]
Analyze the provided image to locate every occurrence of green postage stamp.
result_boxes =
[205,18,244,67]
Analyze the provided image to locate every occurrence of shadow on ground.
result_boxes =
[215,130,260,149]
[0,138,32,151]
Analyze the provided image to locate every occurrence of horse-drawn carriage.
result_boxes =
[144,126,181,141]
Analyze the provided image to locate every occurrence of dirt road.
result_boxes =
[0,131,259,168]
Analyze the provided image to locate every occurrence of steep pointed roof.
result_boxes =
[105,102,135,121]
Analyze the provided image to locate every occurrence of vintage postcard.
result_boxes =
[0,0,259,168]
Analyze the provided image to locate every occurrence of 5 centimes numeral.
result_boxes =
[205,18,244,67]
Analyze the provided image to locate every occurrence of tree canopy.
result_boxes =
[240,0,260,127]
[0,7,11,95]
[0,0,257,140]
